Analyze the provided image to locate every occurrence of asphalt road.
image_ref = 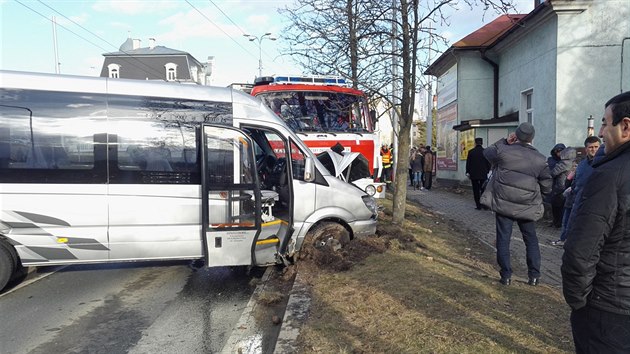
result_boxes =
[0,261,267,354]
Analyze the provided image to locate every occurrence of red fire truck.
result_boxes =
[251,75,385,197]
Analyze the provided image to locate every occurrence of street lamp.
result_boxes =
[243,32,276,77]
[587,114,594,137]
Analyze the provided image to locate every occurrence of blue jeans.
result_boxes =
[559,207,572,241]
[412,171,422,186]
[495,213,541,280]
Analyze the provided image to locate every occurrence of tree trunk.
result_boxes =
[392,0,413,225]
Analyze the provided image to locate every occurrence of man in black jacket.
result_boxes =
[466,137,491,210]
[562,91,630,353]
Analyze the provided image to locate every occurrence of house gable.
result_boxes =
[100,40,207,84]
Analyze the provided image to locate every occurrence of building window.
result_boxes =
[108,63,120,78]
[165,63,177,81]
[521,89,533,124]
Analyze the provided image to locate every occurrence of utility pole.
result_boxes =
[243,33,276,77]
[52,16,60,74]
[426,23,433,148]
[391,0,399,177]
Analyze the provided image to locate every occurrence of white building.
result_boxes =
[101,37,214,85]
[425,0,630,183]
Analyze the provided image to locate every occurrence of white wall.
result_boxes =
[495,1,629,155]
[457,52,495,121]
[495,13,558,156]
[431,1,629,184]
[555,0,630,148]
[445,53,495,180]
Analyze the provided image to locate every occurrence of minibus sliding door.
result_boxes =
[201,125,261,267]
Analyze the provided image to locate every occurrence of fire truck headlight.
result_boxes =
[365,185,376,196]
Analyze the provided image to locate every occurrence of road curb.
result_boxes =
[221,267,273,354]
[273,270,310,354]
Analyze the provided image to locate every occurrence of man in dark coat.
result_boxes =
[482,122,552,286]
[466,137,491,210]
[562,91,630,353]
[422,146,434,190]
[548,143,567,227]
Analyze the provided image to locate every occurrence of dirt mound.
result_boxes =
[306,235,389,271]
[298,226,426,273]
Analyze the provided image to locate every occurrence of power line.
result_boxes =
[185,0,257,60]
[37,0,162,77]
[208,0,248,35]
[206,0,277,63]
[15,0,169,77]
[188,0,279,75]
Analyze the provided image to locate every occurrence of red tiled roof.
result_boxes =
[453,14,527,48]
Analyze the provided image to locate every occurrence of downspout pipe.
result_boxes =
[481,51,499,119]
[622,37,629,93]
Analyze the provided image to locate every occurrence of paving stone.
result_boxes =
[406,185,564,288]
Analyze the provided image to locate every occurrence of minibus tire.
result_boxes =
[306,222,350,254]
[0,240,18,272]
[0,244,15,292]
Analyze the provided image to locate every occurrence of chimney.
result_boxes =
[149,38,156,50]
[132,39,141,50]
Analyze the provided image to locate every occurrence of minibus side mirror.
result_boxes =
[304,157,315,182]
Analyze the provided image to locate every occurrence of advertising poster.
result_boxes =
[436,103,458,171]
[459,129,475,160]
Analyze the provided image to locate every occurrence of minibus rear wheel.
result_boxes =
[0,240,18,271]
[0,243,15,292]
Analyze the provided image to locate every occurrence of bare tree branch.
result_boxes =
[280,0,516,223]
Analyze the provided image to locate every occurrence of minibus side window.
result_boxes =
[107,95,232,184]
[289,140,306,181]
[204,127,257,227]
[115,120,196,173]
[0,89,107,183]
[205,132,255,185]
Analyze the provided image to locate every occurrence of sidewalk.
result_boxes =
[406,184,564,287]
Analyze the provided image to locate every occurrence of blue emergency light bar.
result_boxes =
[255,75,352,87]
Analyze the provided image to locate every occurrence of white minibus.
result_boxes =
[0,71,378,291]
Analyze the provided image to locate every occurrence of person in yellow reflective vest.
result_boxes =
[380,144,392,185]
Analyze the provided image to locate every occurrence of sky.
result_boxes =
[1,0,534,87]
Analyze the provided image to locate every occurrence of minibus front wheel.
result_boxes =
[300,221,350,260]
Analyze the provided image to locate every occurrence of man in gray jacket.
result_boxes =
[562,91,630,353]
[482,122,552,286]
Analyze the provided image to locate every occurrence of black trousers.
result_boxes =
[571,305,630,354]
[422,172,433,190]
[382,167,392,183]
[471,179,485,208]
[551,194,565,227]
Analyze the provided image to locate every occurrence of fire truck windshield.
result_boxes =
[255,91,372,133]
